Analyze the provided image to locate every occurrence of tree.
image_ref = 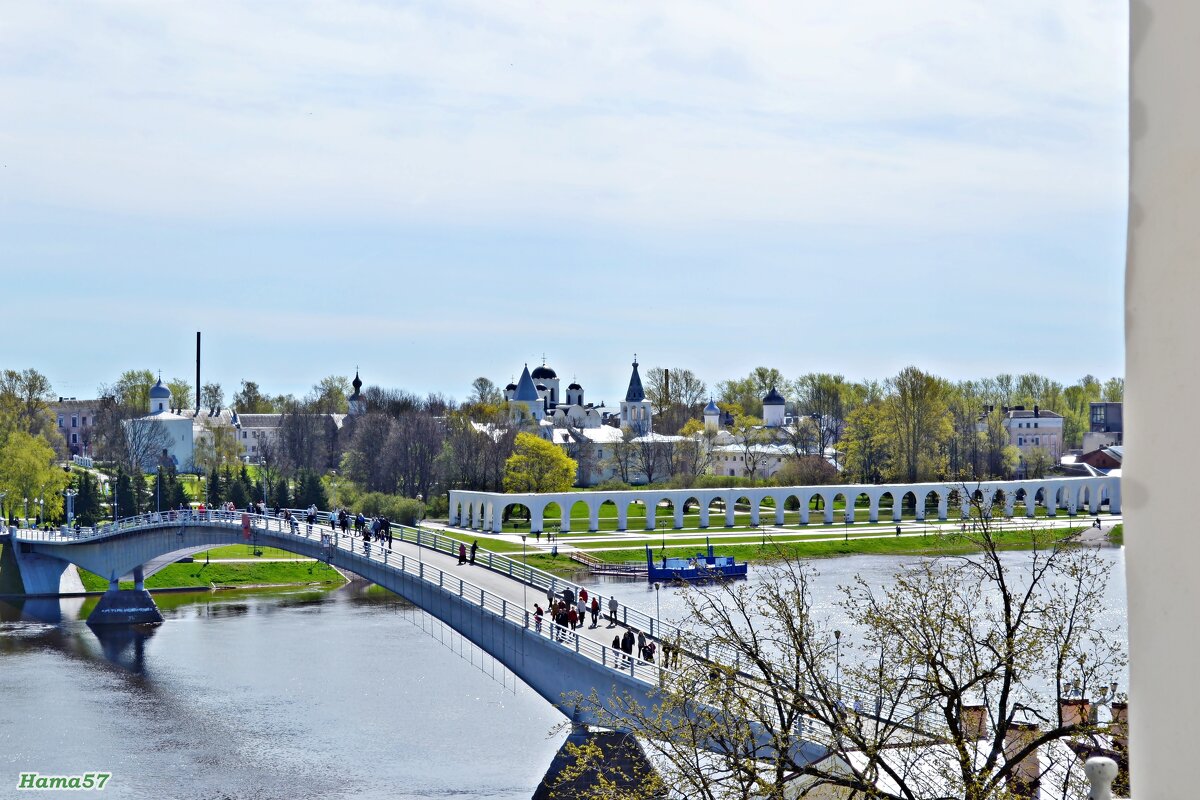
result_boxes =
[503,432,577,493]
[0,368,57,442]
[200,382,225,410]
[0,431,70,522]
[716,368,784,418]
[232,380,276,413]
[469,377,504,407]
[193,419,242,474]
[105,369,155,412]
[166,378,194,410]
[312,375,350,414]
[72,470,103,525]
[672,419,716,486]
[645,367,708,435]
[1024,446,1055,480]
[120,417,172,473]
[792,373,849,455]
[882,366,952,483]
[575,495,1125,800]
[1102,377,1124,402]
[842,401,890,484]
[728,414,771,484]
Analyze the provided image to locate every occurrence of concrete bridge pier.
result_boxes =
[87,564,163,627]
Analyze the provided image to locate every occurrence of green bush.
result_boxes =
[354,492,426,525]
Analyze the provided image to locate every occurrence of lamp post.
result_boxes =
[834,629,842,697]
[0,491,6,527]
[416,494,423,565]
[23,496,29,525]
[521,534,528,609]
[654,581,661,623]
[64,487,77,527]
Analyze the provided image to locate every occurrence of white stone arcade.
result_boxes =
[449,476,1120,534]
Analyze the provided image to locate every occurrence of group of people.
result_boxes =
[326,507,394,547]
[526,585,685,669]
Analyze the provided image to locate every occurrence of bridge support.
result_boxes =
[87,567,162,626]
[87,587,163,626]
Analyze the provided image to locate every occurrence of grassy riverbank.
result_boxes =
[519,526,1088,577]
[1108,524,1124,545]
[76,559,345,592]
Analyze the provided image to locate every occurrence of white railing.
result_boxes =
[12,511,670,688]
[14,510,935,740]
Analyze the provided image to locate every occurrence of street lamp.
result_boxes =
[654,582,661,623]
[834,629,842,696]
[64,487,77,527]
[521,534,528,610]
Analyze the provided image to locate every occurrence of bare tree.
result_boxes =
[121,417,172,472]
[646,367,708,434]
[573,490,1126,799]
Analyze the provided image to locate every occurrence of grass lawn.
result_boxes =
[195,545,311,560]
[575,526,1085,565]
[1108,524,1124,546]
[77,560,345,591]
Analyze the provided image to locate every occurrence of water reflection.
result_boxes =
[89,624,157,673]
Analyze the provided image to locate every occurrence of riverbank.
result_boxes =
[76,559,346,592]
[502,524,1094,577]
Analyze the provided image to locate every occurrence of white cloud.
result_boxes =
[0,1,1127,232]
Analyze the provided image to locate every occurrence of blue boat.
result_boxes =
[644,541,748,583]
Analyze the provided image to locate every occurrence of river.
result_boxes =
[0,546,1126,799]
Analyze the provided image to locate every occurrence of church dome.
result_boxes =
[568,382,582,391]
[762,387,786,405]
[531,365,557,380]
[505,382,517,391]
[704,399,720,415]
[535,383,548,391]
[149,378,171,399]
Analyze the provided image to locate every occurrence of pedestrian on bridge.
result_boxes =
[621,629,635,662]
[458,542,467,564]
[534,604,544,633]
[589,597,600,628]
[469,540,477,565]
[576,596,587,627]
[608,596,618,627]
[568,606,578,629]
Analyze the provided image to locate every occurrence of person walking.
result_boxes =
[607,595,618,628]
[534,604,544,633]
[458,542,467,565]
[576,595,587,627]
[589,596,600,628]
[568,606,578,630]
[637,630,647,660]
[621,629,635,662]
[612,635,623,662]
[469,540,478,565]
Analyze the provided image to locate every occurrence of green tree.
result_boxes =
[270,477,291,509]
[232,380,276,413]
[107,369,155,411]
[72,470,103,525]
[0,431,70,522]
[112,466,136,520]
[1102,376,1125,402]
[842,400,890,484]
[166,378,194,410]
[503,432,577,493]
[882,366,952,482]
[312,375,351,414]
[716,367,784,417]
[0,368,57,443]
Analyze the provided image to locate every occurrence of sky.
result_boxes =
[0,1,1129,405]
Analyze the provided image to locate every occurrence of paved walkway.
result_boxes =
[427,515,1123,555]
[370,534,641,653]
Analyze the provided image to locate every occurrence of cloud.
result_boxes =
[0,1,1127,233]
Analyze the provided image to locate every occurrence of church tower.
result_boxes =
[149,375,171,414]
[704,398,721,432]
[762,386,786,427]
[619,357,652,435]
[510,364,545,422]
[348,371,366,416]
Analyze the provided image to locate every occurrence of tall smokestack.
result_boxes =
[196,332,201,412]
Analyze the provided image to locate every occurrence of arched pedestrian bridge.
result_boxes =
[1,512,830,765]
[450,476,1121,533]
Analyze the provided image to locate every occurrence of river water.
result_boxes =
[0,547,1126,799]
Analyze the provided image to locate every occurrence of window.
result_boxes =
[81,416,87,426]
[1034,422,1039,428]
[71,433,78,444]
[58,416,64,428]
[71,415,78,428]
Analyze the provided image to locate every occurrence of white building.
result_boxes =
[126,378,196,471]
[1001,406,1064,476]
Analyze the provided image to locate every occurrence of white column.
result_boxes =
[1127,4,1200,791]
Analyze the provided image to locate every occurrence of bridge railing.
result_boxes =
[15,511,673,689]
[15,510,934,740]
